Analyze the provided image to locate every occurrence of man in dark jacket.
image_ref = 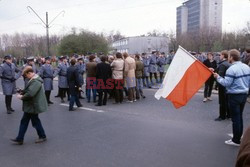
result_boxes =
[215,50,231,121]
[135,54,145,99]
[11,66,47,145]
[203,53,217,102]
[96,56,112,106]
[86,55,97,103]
[67,58,82,111]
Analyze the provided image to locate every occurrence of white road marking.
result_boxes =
[60,103,105,113]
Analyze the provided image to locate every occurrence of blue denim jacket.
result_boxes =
[217,61,250,94]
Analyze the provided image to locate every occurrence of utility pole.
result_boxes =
[27,6,65,56]
[46,12,50,56]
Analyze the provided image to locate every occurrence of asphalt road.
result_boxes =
[0,79,249,167]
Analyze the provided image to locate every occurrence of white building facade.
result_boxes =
[112,36,169,54]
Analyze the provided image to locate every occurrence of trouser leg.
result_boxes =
[160,72,164,83]
[150,73,153,85]
[69,95,75,109]
[59,88,64,100]
[75,94,81,107]
[208,79,214,97]
[45,91,50,103]
[229,94,247,144]
[128,88,132,101]
[154,73,158,83]
[5,95,11,110]
[16,113,31,141]
[204,82,209,98]
[145,76,150,87]
[31,114,46,139]
[98,89,103,105]
[103,89,108,105]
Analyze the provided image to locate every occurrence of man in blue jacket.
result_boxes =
[214,49,250,146]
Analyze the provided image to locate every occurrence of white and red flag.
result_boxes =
[155,46,212,109]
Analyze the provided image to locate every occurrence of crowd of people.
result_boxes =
[0,51,171,144]
[0,49,249,150]
[0,51,172,114]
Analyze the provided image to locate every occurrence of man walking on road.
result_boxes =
[12,66,47,145]
[214,49,250,146]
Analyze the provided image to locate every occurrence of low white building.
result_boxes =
[112,36,169,54]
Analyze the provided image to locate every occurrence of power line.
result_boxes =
[0,0,171,34]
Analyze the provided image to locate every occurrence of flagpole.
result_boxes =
[178,45,198,61]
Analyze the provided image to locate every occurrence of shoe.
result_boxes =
[87,100,90,103]
[207,97,212,101]
[93,100,96,103]
[134,99,137,102]
[77,104,83,107]
[7,110,12,114]
[113,102,119,104]
[79,96,85,99]
[95,104,102,106]
[214,117,225,121]
[10,108,15,112]
[225,139,240,146]
[10,139,23,145]
[203,98,207,102]
[35,138,47,143]
[69,108,75,111]
[61,99,65,103]
[48,101,54,104]
[54,95,60,98]
[142,96,146,99]
[126,100,133,103]
[103,103,106,106]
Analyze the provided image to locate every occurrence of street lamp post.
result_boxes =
[27,6,65,56]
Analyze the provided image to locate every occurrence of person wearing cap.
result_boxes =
[167,50,175,64]
[11,66,47,145]
[141,53,150,88]
[135,54,145,99]
[57,56,69,103]
[86,55,97,103]
[38,57,57,105]
[22,56,37,87]
[76,57,86,99]
[148,51,159,86]
[156,52,167,83]
[0,55,22,114]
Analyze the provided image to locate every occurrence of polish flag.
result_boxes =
[155,46,212,109]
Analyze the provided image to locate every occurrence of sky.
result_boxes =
[0,0,250,36]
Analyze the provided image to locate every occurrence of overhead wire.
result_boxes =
[0,0,172,33]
